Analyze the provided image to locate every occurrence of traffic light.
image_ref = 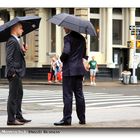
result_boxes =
[136,40,140,49]
[127,40,140,49]
[127,40,134,48]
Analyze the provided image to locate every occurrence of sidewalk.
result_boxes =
[0,78,139,87]
[1,107,140,129]
[1,78,140,129]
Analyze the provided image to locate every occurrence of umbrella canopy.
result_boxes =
[48,13,97,36]
[0,16,41,42]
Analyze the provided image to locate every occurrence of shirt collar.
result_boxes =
[11,34,20,42]
[67,31,71,35]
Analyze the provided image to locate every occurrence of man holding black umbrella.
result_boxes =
[54,28,86,126]
[49,13,97,126]
[0,15,41,125]
[5,23,31,125]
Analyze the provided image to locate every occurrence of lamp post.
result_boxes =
[130,25,138,84]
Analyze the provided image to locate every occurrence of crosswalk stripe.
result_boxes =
[1,88,140,110]
[86,100,140,106]
[88,103,140,109]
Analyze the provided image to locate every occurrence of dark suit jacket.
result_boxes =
[5,36,26,78]
[60,31,86,76]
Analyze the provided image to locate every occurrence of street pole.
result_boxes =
[131,26,138,84]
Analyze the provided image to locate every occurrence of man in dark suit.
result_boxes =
[5,23,31,125]
[54,28,86,126]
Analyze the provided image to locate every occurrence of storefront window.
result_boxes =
[113,19,122,45]
[51,8,56,53]
[90,8,100,14]
[51,24,56,52]
[136,8,140,17]
[69,8,74,14]
[90,19,99,52]
[113,8,122,14]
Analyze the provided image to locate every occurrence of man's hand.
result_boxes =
[21,43,28,53]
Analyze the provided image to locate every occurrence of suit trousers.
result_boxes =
[62,76,85,123]
[7,74,23,122]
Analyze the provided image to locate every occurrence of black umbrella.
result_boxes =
[0,16,41,42]
[48,13,97,36]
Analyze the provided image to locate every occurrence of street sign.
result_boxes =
[136,27,140,30]
[129,25,140,30]
[129,25,136,30]
[131,30,140,35]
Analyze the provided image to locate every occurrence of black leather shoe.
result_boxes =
[54,120,71,126]
[16,118,31,123]
[79,121,86,125]
[7,120,24,125]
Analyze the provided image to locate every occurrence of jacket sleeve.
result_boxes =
[6,40,16,77]
[60,36,71,62]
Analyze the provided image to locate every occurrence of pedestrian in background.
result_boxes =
[88,56,98,86]
[49,55,62,83]
[55,55,62,81]
[48,56,56,83]
[54,28,86,126]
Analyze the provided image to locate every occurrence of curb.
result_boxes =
[0,79,139,87]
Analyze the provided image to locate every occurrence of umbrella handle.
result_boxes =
[23,43,25,48]
[85,34,87,39]
[85,26,88,39]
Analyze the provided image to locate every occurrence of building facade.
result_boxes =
[0,8,140,79]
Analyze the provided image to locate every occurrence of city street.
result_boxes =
[0,82,140,128]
